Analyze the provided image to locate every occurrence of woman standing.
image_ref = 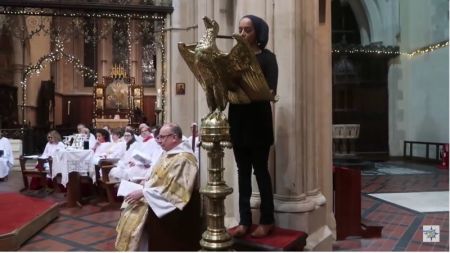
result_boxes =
[228,15,278,238]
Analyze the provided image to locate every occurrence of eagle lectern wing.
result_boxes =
[178,16,275,114]
[177,42,207,92]
[224,33,275,103]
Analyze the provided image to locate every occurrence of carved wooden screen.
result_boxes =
[93,76,137,127]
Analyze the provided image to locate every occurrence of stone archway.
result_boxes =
[341,0,399,46]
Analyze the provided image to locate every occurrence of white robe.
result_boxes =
[92,141,112,165]
[88,133,96,149]
[186,136,200,162]
[127,138,162,180]
[102,140,126,160]
[0,137,14,178]
[41,141,65,175]
[110,138,163,182]
[143,141,196,218]
[41,142,65,159]
[109,142,138,181]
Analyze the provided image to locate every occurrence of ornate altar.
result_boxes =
[93,67,143,129]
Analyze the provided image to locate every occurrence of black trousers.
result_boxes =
[233,145,274,226]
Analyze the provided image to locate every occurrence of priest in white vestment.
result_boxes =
[115,123,199,251]
[0,131,14,180]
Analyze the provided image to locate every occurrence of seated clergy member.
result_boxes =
[81,127,97,149]
[109,129,139,182]
[125,125,162,180]
[77,123,86,134]
[42,130,65,158]
[0,130,14,181]
[137,123,152,143]
[92,129,112,165]
[29,130,65,189]
[41,130,65,171]
[125,125,139,142]
[115,123,201,251]
[98,128,126,160]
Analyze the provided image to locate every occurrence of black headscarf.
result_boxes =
[242,15,269,50]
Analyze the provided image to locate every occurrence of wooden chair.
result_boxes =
[146,190,202,251]
[19,155,53,193]
[95,158,121,209]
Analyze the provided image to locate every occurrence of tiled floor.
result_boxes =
[333,161,449,251]
[1,161,448,251]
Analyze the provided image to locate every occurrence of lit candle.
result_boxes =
[67,100,71,115]
[156,88,162,109]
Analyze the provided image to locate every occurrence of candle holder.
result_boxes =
[154,107,162,126]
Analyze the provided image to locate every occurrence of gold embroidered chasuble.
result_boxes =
[115,148,198,251]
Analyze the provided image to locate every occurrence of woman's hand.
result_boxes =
[125,189,143,205]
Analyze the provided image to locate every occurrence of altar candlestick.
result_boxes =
[156,88,162,109]
[67,100,71,115]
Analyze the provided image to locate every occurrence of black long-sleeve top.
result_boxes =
[228,49,278,147]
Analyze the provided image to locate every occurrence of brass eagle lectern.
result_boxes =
[178,16,275,251]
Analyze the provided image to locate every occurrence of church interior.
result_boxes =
[0,0,448,251]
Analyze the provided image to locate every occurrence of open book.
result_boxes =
[117,180,143,197]
[132,150,152,165]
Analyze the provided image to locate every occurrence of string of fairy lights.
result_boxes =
[20,34,98,125]
[159,18,167,124]
[0,7,167,20]
[332,40,449,57]
[4,5,446,127]
[0,5,168,126]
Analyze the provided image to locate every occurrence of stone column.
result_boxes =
[250,0,334,250]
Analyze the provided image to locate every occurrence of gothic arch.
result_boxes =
[343,0,398,45]
[343,0,370,44]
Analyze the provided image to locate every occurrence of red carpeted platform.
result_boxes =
[0,192,59,250]
[229,225,308,251]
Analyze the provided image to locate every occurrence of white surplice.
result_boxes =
[102,140,126,160]
[41,141,65,175]
[109,142,138,181]
[41,142,65,159]
[0,137,14,178]
[92,141,112,165]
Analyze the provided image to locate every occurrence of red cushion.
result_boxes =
[229,225,307,250]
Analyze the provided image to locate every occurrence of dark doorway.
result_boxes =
[332,1,394,156]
